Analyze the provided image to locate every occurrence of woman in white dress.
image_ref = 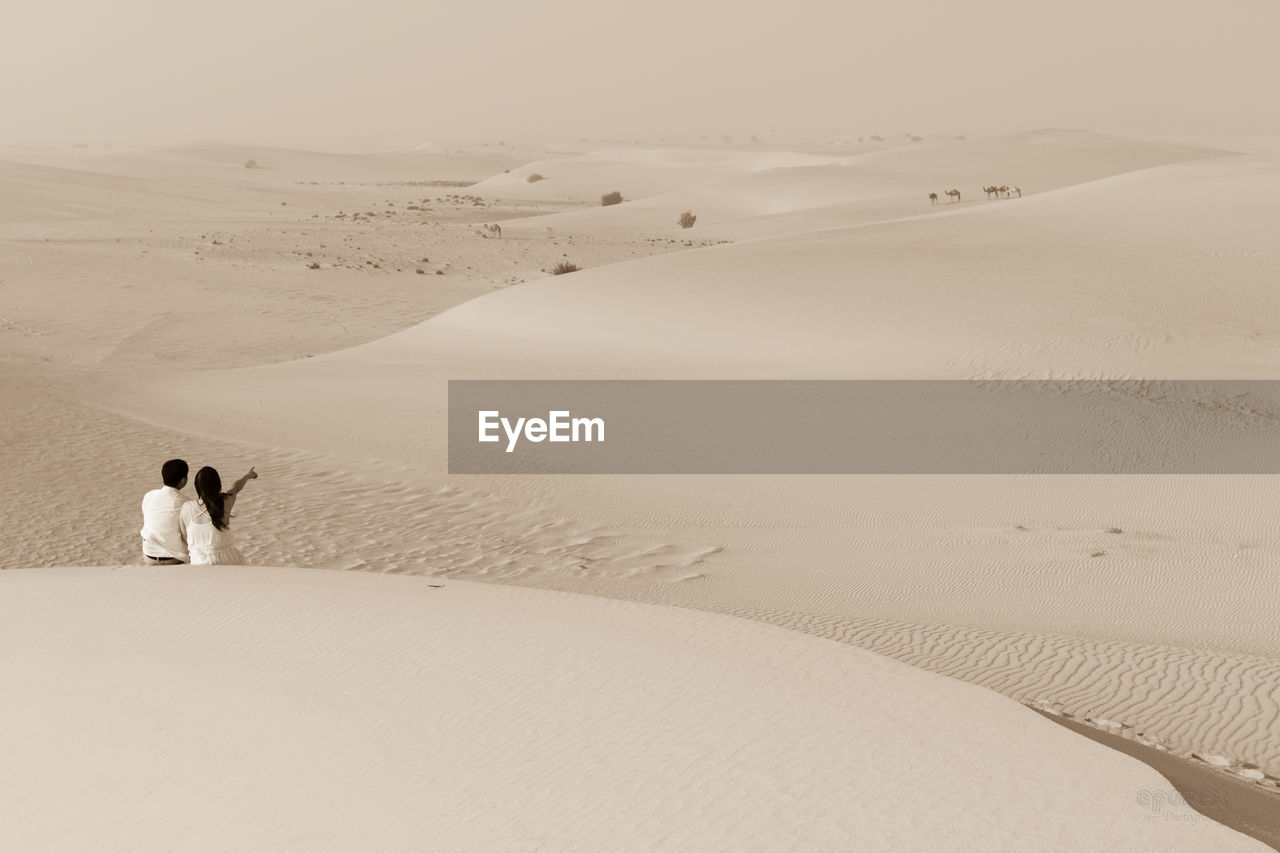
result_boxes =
[182,465,258,565]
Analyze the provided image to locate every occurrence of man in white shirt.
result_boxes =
[140,459,192,564]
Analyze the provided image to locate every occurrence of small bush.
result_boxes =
[678,210,697,229]
[244,159,259,169]
[552,262,580,275]
[601,191,623,206]
[526,173,544,183]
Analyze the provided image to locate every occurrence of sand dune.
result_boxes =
[0,160,184,224]
[4,131,1280,846]
[4,141,523,184]
[69,135,1280,792]
[0,566,1266,851]
[373,154,1279,378]
[469,146,842,204]
[0,149,712,371]
[471,130,1229,240]
[711,604,1280,776]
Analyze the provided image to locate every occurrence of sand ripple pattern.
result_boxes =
[4,374,1275,785]
[0,373,718,585]
[3,567,1259,851]
[706,605,1280,777]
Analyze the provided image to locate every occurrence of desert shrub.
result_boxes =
[552,262,580,275]
[526,173,544,183]
[601,191,623,206]
[244,159,259,169]
[678,210,697,229]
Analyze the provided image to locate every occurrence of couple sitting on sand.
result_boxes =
[139,458,258,566]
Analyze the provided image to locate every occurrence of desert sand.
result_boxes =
[2,131,1277,849]
[5,565,1262,851]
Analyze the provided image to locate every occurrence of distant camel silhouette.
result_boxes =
[1012,186,1022,197]
[983,185,999,199]
[929,192,939,205]
[946,189,961,203]
[998,185,1010,198]
[482,223,502,238]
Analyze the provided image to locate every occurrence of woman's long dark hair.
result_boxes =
[193,466,230,531]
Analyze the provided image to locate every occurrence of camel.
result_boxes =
[929,192,939,206]
[946,189,960,203]
[983,185,999,199]
[1012,186,1021,197]
[481,223,502,238]
[998,185,1010,198]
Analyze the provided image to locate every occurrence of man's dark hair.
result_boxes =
[161,459,189,488]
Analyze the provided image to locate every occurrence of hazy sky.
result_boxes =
[2,0,1275,147]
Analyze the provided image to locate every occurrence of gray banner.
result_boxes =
[448,380,1280,474]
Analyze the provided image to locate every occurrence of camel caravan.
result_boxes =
[929,185,1020,205]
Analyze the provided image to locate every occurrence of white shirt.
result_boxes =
[140,486,191,560]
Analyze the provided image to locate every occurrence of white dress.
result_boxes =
[181,499,247,565]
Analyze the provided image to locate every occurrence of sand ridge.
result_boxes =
[0,566,1267,851]
[3,130,1279,847]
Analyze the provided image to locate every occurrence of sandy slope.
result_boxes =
[3,131,1279,845]
[469,146,842,203]
[470,130,1227,239]
[0,165,703,371]
[70,137,1280,782]
[382,155,1279,377]
[0,566,1266,852]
